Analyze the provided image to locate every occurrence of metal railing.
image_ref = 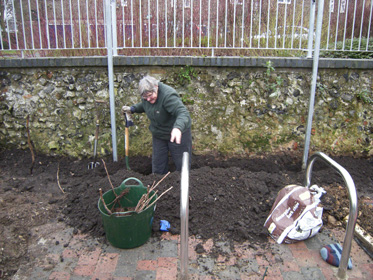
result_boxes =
[304,152,358,279]
[1,0,372,58]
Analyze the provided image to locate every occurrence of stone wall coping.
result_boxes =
[0,56,372,69]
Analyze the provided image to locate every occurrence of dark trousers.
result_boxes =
[152,128,192,174]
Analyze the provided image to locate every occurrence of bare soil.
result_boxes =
[0,148,372,279]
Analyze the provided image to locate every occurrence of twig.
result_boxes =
[101,159,118,198]
[141,186,173,212]
[135,172,171,212]
[109,188,130,212]
[150,172,171,192]
[26,115,35,174]
[134,194,147,212]
[135,189,160,212]
[56,162,65,194]
[138,190,159,212]
[99,188,112,215]
[141,172,171,208]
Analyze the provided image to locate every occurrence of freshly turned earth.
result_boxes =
[0,149,372,279]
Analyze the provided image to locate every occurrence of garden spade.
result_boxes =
[88,119,100,169]
[124,111,134,170]
[87,99,107,170]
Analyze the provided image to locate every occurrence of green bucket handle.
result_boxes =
[119,177,145,189]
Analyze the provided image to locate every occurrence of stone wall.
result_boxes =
[0,58,372,158]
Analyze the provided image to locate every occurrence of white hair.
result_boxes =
[138,76,159,95]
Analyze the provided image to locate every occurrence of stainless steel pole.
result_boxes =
[304,152,357,279]
[111,0,118,56]
[180,152,190,280]
[106,0,118,161]
[302,0,324,170]
[307,0,316,58]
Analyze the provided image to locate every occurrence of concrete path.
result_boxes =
[13,224,372,280]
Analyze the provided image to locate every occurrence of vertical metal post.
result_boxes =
[12,0,19,49]
[232,0,236,48]
[182,0,185,47]
[86,0,90,49]
[180,152,190,280]
[241,0,245,48]
[199,0,202,47]
[165,0,168,48]
[106,0,118,162]
[215,0,219,48]
[77,0,82,48]
[20,1,28,49]
[28,0,35,49]
[207,0,211,48]
[111,0,118,55]
[307,0,316,58]
[302,0,324,170]
[68,0,74,48]
[59,1,66,48]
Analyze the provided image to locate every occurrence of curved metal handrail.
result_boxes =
[180,152,190,280]
[304,152,358,279]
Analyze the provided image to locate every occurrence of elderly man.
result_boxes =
[122,75,192,174]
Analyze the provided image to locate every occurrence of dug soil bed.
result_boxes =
[0,149,372,279]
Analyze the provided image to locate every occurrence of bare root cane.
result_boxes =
[138,186,173,213]
[134,174,166,212]
[99,188,112,215]
[100,172,173,216]
[134,172,172,213]
[109,188,130,212]
[101,159,118,198]
[56,163,65,194]
[26,115,35,174]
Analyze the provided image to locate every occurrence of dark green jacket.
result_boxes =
[133,82,191,140]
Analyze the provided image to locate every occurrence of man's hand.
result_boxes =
[121,106,131,115]
[170,128,182,144]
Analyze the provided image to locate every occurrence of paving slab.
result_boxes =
[12,226,372,280]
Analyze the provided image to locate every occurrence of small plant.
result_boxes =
[265,61,284,95]
[178,65,197,84]
[272,76,284,92]
[316,82,329,102]
[180,93,194,105]
[356,90,373,104]
[266,60,275,77]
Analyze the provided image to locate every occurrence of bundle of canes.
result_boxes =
[99,162,173,216]
[134,172,173,213]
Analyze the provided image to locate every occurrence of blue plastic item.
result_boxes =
[160,220,170,231]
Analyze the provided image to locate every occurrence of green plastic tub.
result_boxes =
[98,177,157,249]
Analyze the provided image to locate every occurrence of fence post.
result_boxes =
[106,0,118,162]
[302,0,324,170]
[307,0,316,58]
